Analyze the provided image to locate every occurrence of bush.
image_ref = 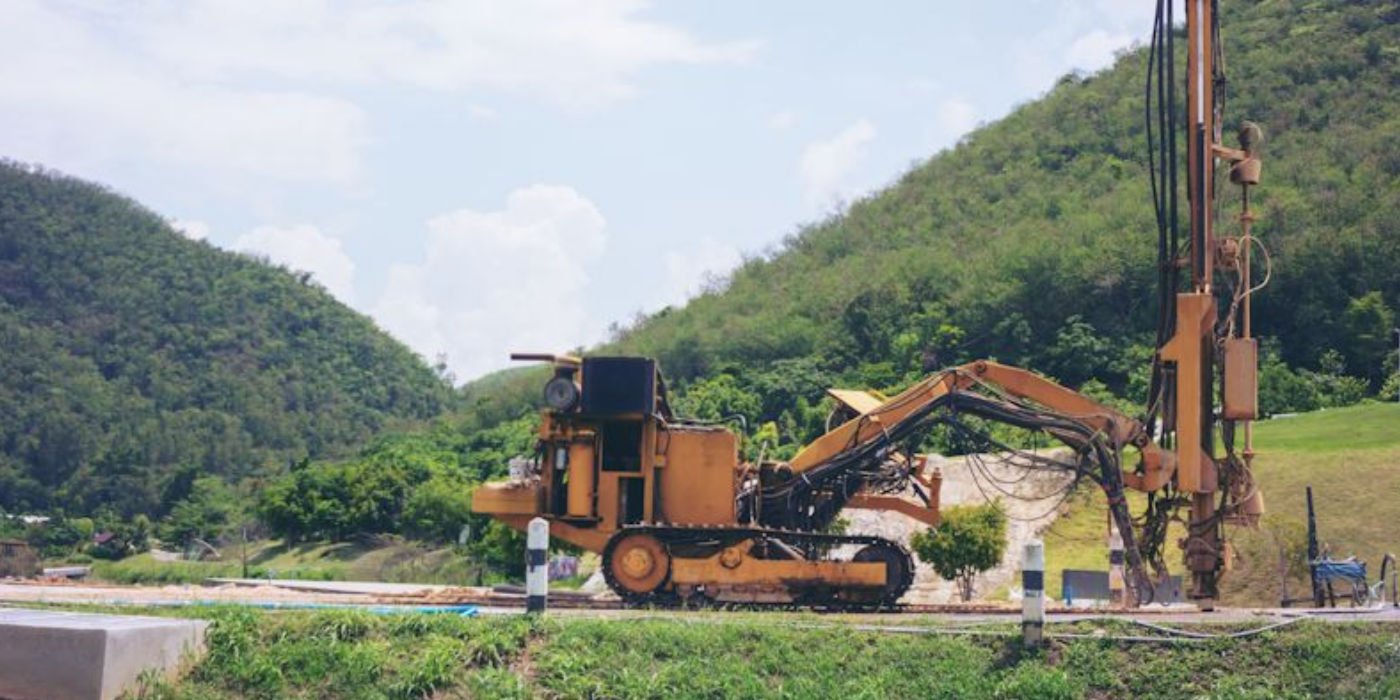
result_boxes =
[1259,351,1319,415]
[1382,372,1400,403]
[402,477,474,544]
[157,476,241,548]
[1306,349,1370,409]
[1259,345,1373,415]
[911,502,1008,601]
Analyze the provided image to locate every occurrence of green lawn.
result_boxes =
[1252,402,1400,453]
[1038,402,1400,605]
[90,541,365,585]
[91,605,1400,699]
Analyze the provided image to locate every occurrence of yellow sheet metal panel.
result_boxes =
[1222,337,1258,420]
[566,438,597,518]
[1161,293,1217,493]
[471,482,543,516]
[791,373,958,471]
[659,427,738,525]
[826,388,885,415]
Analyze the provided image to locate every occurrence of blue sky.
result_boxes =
[0,0,1153,382]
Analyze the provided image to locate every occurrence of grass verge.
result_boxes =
[77,605,1399,699]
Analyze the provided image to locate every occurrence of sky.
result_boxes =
[0,0,1156,383]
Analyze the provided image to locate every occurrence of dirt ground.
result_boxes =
[0,579,379,606]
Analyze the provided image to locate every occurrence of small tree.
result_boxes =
[911,502,1008,602]
[402,476,474,544]
[158,476,239,549]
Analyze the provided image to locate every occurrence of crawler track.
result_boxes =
[598,524,915,611]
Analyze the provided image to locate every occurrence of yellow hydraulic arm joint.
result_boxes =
[789,360,1175,493]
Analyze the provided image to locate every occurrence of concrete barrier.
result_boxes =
[0,607,207,700]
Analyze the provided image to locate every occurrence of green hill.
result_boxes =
[0,161,455,517]
[467,0,1397,447]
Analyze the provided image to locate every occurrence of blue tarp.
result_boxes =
[1313,557,1367,584]
[239,602,479,616]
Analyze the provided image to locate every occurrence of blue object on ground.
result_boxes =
[1314,557,1367,585]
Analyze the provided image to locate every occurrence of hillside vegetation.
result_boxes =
[0,162,455,518]
[466,0,1398,456]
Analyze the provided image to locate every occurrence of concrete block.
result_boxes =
[0,607,207,700]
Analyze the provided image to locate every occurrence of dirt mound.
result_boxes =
[845,451,1076,604]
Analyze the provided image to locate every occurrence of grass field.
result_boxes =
[1039,402,1400,604]
[91,541,364,585]
[84,605,1399,699]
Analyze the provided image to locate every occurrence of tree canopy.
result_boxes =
[911,502,1009,602]
[0,161,456,517]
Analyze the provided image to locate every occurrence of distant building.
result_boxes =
[0,539,40,578]
[2,514,50,526]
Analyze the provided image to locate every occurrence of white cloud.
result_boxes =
[1065,30,1134,73]
[236,225,357,305]
[936,98,978,139]
[662,238,742,307]
[75,0,756,108]
[799,119,876,206]
[1010,0,1147,92]
[767,110,797,131]
[372,185,607,381]
[0,0,754,186]
[172,219,210,241]
[0,1,366,185]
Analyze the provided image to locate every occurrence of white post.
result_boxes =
[526,518,549,614]
[1022,540,1045,647]
[1108,520,1125,606]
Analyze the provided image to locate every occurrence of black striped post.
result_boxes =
[526,517,548,614]
[1022,540,1044,647]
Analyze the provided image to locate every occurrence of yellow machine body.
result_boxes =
[472,356,1175,607]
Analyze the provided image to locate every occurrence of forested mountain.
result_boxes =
[463,0,1398,452]
[0,161,454,517]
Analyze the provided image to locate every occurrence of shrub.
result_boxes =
[911,502,1008,601]
[402,476,474,544]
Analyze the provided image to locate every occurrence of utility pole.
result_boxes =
[1306,486,1323,608]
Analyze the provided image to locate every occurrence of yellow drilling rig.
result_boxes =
[473,0,1266,609]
